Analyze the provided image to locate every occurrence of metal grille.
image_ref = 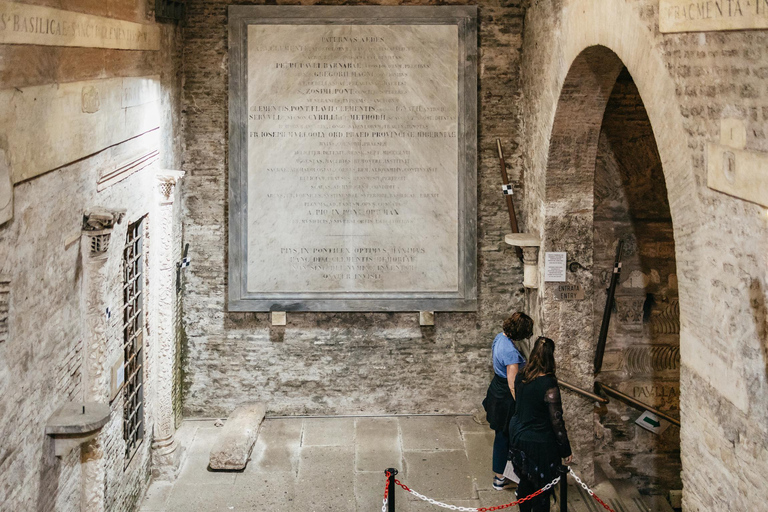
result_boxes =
[122,219,144,464]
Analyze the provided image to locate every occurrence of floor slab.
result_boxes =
[302,417,355,446]
[463,430,497,491]
[297,445,356,512]
[402,449,475,501]
[400,416,464,451]
[356,417,401,472]
[141,416,495,511]
[246,418,303,474]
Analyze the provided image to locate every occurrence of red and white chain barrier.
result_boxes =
[382,467,616,512]
[568,468,616,512]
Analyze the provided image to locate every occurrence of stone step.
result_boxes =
[644,494,676,512]
[562,477,653,512]
[208,402,266,470]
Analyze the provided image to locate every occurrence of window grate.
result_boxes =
[123,219,144,465]
[155,0,185,22]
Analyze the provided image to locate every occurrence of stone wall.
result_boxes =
[520,0,768,508]
[181,0,528,417]
[0,0,184,510]
[592,70,681,495]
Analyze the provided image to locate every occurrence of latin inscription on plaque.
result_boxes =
[229,6,477,311]
[0,1,160,50]
[660,0,768,32]
[247,24,458,294]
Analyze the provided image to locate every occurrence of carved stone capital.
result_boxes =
[504,233,541,289]
[81,207,125,259]
[155,170,185,204]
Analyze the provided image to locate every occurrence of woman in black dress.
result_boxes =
[508,336,573,512]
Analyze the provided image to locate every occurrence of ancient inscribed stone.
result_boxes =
[0,76,160,183]
[0,1,160,50]
[659,0,768,33]
[0,149,11,225]
[707,143,768,207]
[228,6,477,311]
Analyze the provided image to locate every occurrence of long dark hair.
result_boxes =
[521,336,556,384]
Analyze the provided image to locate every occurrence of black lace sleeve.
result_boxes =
[544,385,572,459]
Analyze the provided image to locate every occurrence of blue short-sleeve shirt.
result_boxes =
[492,332,526,378]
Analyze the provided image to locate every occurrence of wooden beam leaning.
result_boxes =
[497,139,522,261]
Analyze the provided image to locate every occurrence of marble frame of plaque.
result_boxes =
[228,5,477,312]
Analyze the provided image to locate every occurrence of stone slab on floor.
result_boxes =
[297,445,356,511]
[302,417,355,446]
[209,402,266,470]
[355,417,401,472]
[400,416,464,451]
[403,449,475,500]
[462,431,496,491]
[232,470,298,510]
[247,418,303,473]
[142,416,492,512]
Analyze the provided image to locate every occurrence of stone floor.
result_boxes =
[139,415,524,512]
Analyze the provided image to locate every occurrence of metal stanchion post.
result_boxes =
[559,465,568,512]
[387,468,398,512]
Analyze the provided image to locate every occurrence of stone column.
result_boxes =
[79,208,124,512]
[150,170,184,480]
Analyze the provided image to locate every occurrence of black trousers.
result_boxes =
[517,475,552,512]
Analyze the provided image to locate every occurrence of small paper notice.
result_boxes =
[544,252,567,282]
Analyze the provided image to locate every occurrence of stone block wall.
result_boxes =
[519,0,768,508]
[0,1,184,510]
[181,0,528,417]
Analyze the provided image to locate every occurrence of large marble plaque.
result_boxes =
[228,6,477,311]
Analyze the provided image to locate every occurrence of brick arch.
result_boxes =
[530,0,697,483]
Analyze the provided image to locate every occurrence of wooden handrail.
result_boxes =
[595,382,681,427]
[559,379,609,404]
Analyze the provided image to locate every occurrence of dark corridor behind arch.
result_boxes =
[592,67,682,495]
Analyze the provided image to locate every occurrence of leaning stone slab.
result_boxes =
[209,402,266,470]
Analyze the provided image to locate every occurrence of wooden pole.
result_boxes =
[497,139,523,261]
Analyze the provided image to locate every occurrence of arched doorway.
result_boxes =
[521,1,768,509]
[531,44,688,496]
[592,67,681,496]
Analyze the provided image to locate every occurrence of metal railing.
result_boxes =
[559,379,609,404]
[595,382,680,427]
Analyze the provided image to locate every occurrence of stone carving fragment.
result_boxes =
[615,295,646,328]
[209,402,266,471]
[82,208,125,258]
[623,345,680,375]
[652,299,680,335]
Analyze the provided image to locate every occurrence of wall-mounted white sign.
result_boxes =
[544,252,567,282]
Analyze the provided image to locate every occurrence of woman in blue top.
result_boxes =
[482,311,533,490]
